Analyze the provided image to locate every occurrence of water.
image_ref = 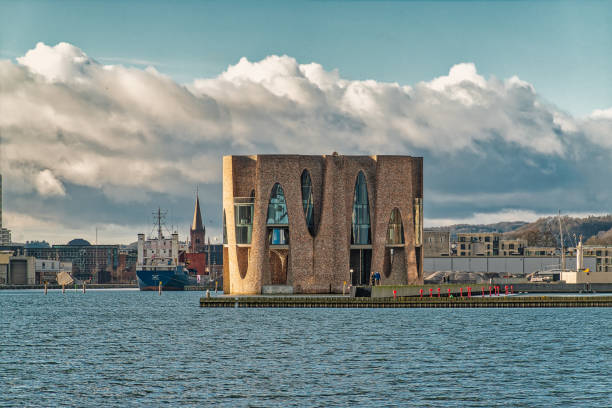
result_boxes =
[1,290,611,407]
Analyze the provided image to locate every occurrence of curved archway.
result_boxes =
[351,171,371,245]
[301,169,316,236]
[386,208,405,245]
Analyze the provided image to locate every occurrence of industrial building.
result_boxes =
[0,175,12,245]
[423,230,450,256]
[223,154,424,294]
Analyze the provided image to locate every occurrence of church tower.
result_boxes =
[189,193,205,253]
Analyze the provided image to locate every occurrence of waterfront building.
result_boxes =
[580,245,612,272]
[0,255,35,285]
[35,259,73,284]
[524,246,557,256]
[0,175,12,245]
[499,238,527,256]
[456,233,500,256]
[423,230,450,256]
[117,248,138,283]
[223,154,424,294]
[26,239,119,283]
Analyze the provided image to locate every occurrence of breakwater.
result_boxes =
[200,295,612,308]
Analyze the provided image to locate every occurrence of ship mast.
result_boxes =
[157,208,163,240]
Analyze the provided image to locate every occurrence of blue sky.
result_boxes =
[1,0,611,244]
[2,0,611,116]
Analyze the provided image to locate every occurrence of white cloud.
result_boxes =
[35,170,66,196]
[1,42,612,242]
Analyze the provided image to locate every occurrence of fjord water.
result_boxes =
[1,290,611,407]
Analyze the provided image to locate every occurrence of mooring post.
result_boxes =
[448,288,451,297]
[215,280,218,293]
[489,286,492,297]
[158,281,162,295]
[343,281,346,296]
[82,282,86,293]
[467,287,471,298]
[62,284,65,294]
[505,285,508,296]
[510,285,513,294]
[44,281,48,295]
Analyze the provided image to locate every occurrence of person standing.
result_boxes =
[374,271,381,286]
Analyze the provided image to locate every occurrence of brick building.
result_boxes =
[222,154,424,294]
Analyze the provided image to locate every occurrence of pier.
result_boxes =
[200,295,612,308]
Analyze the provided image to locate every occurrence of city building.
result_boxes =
[423,230,450,256]
[499,238,527,256]
[26,239,119,283]
[581,245,612,272]
[117,248,138,283]
[0,255,35,285]
[456,233,500,256]
[0,175,12,245]
[524,246,557,256]
[223,154,423,294]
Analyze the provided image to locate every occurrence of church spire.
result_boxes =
[191,192,204,232]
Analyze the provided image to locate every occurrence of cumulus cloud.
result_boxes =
[1,42,612,242]
[35,170,66,196]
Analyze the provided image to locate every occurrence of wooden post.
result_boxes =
[215,280,218,293]
[158,281,162,295]
[44,281,48,295]
[83,282,86,293]
[62,284,65,294]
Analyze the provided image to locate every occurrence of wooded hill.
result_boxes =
[504,215,612,247]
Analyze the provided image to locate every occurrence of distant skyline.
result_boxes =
[1,0,611,244]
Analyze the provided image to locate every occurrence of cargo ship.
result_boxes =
[136,209,191,291]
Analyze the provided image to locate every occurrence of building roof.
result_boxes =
[191,195,204,231]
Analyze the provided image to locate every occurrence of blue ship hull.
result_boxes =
[136,267,190,291]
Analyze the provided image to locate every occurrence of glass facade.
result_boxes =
[268,228,289,245]
[351,171,371,245]
[387,208,405,245]
[301,170,315,235]
[234,198,254,244]
[267,183,289,225]
[267,183,289,245]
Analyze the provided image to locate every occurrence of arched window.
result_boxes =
[301,170,315,236]
[386,208,405,245]
[267,183,289,225]
[267,183,289,245]
[351,171,371,245]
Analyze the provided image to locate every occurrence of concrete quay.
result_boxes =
[0,283,137,290]
[200,295,612,308]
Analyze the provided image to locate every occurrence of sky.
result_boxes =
[0,0,611,245]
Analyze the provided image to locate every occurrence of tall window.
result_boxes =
[267,183,289,245]
[301,170,315,235]
[267,183,288,225]
[351,171,371,245]
[386,208,405,245]
[234,197,254,244]
[222,210,227,244]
